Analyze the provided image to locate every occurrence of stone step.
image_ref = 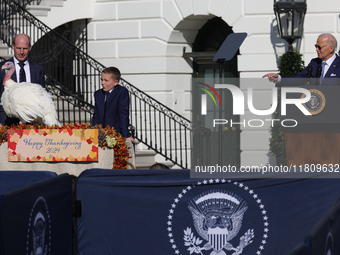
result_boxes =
[135,161,174,170]
[134,149,157,169]
[25,5,51,16]
[135,149,157,165]
[0,44,11,60]
[0,45,9,55]
[134,149,174,169]
[25,0,65,17]
[39,0,65,7]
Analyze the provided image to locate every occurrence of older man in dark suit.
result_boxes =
[92,66,135,143]
[263,33,340,86]
[0,33,45,126]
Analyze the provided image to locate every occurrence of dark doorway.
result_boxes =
[30,19,88,96]
[192,17,240,167]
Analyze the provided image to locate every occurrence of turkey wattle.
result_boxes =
[1,61,61,126]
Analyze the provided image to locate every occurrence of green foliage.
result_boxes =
[269,108,287,157]
[269,49,305,157]
[278,50,305,76]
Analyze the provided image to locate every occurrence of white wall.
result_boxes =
[39,0,93,29]
[39,0,340,167]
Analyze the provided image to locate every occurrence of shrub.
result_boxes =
[269,49,304,157]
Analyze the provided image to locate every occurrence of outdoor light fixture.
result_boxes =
[274,0,307,51]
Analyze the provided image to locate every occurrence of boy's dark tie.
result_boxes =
[103,92,110,127]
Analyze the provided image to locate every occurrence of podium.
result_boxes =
[280,86,340,166]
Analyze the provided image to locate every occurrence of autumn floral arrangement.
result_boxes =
[0,123,130,169]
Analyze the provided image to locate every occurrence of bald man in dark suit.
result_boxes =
[0,34,45,126]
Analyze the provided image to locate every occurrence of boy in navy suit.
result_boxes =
[92,67,135,142]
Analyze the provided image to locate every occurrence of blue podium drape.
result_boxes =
[0,171,57,209]
[303,197,340,255]
[75,169,340,255]
[0,171,57,194]
[0,173,73,255]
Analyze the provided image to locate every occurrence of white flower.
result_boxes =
[106,136,117,148]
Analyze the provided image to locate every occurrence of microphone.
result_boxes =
[306,66,313,78]
[315,65,323,86]
[316,65,322,78]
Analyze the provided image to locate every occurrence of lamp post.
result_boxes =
[274,0,307,51]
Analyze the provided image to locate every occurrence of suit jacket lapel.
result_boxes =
[29,60,35,83]
[7,58,17,82]
[99,90,105,108]
[325,55,340,78]
[11,71,17,82]
[106,86,118,107]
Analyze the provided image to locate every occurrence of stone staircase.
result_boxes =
[25,0,65,16]
[0,0,173,169]
[134,145,174,169]
[0,44,11,60]
[134,149,158,169]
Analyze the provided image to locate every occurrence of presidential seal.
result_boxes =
[26,197,51,255]
[301,89,326,115]
[324,232,334,255]
[167,179,269,255]
[186,191,253,255]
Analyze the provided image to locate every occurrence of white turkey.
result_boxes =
[1,61,61,126]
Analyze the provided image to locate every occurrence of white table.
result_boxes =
[0,140,135,176]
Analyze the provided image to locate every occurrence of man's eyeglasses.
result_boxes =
[315,44,328,50]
